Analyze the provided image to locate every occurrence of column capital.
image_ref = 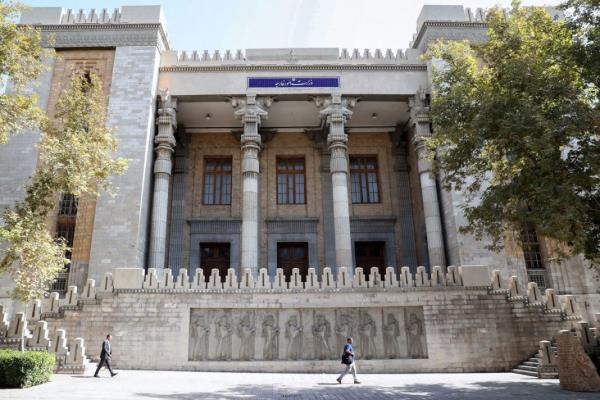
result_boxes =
[156,88,177,148]
[313,94,358,126]
[231,94,273,126]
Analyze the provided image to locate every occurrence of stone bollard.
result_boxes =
[176,268,189,289]
[527,282,542,304]
[400,266,414,288]
[0,305,8,338]
[26,299,42,321]
[65,286,78,307]
[431,266,445,286]
[368,267,382,288]
[144,268,159,289]
[383,267,398,288]
[305,268,318,289]
[208,268,223,290]
[490,270,504,290]
[321,267,335,289]
[224,268,238,290]
[256,268,270,289]
[82,279,96,300]
[160,268,174,289]
[352,267,367,288]
[26,320,50,349]
[44,292,60,314]
[51,329,68,356]
[272,268,287,290]
[539,340,557,366]
[99,272,114,293]
[415,266,429,287]
[544,288,560,310]
[65,337,86,367]
[509,276,522,298]
[7,312,27,339]
[337,266,351,288]
[191,269,206,290]
[289,268,303,289]
[240,268,255,289]
[562,295,578,316]
[446,265,460,286]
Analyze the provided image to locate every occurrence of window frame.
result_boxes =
[202,156,233,206]
[276,156,306,205]
[349,155,381,204]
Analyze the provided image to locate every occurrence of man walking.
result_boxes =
[94,334,118,377]
[336,337,361,384]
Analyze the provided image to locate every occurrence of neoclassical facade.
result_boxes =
[0,4,597,310]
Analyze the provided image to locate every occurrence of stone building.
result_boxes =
[0,5,598,372]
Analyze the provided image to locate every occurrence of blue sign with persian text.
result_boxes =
[248,77,340,88]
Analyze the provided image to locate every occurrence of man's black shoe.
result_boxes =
[94,375,99,378]
[111,373,118,377]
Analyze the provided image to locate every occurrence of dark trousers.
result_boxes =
[94,357,114,376]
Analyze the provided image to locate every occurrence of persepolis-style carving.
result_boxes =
[148,88,177,271]
[231,95,273,275]
[313,94,358,271]
[188,307,427,361]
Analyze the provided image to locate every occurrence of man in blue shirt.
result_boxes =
[337,337,361,384]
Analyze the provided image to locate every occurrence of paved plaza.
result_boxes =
[0,370,597,400]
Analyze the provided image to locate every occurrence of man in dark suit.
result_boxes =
[94,334,118,377]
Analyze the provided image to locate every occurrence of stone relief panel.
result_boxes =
[188,307,427,361]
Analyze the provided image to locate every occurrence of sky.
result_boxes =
[26,0,559,51]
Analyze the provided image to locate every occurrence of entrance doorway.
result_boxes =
[200,243,230,282]
[277,242,309,282]
[355,241,386,280]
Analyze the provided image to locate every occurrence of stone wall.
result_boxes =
[33,266,577,373]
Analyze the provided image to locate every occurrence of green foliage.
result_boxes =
[0,73,128,301]
[0,350,54,388]
[426,2,600,264]
[0,1,51,144]
[562,0,600,87]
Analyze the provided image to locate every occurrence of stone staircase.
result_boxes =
[512,342,558,378]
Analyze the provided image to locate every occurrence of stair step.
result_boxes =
[512,368,538,377]
[523,361,539,367]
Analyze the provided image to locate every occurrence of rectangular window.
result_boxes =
[350,156,380,204]
[521,223,547,290]
[58,193,78,216]
[276,157,305,204]
[203,157,232,205]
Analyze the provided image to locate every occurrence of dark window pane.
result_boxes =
[203,158,232,205]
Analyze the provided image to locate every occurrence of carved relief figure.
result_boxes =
[215,313,233,360]
[261,314,280,361]
[382,313,400,359]
[406,310,426,358]
[285,314,303,360]
[190,314,210,360]
[236,313,256,361]
[312,314,332,360]
[358,312,377,359]
[335,313,354,356]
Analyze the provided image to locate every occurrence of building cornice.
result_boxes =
[38,23,170,50]
[412,21,488,49]
[159,64,427,73]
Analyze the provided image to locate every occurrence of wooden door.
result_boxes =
[200,243,230,282]
[277,242,309,282]
[354,241,386,280]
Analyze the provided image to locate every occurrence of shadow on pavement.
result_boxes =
[135,380,600,399]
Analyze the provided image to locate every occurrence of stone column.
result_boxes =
[232,95,271,275]
[315,94,356,271]
[148,90,177,270]
[409,91,446,268]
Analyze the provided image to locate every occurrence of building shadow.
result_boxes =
[135,380,600,400]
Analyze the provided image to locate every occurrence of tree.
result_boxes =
[562,0,600,87]
[0,1,49,143]
[0,73,128,301]
[425,2,600,266]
